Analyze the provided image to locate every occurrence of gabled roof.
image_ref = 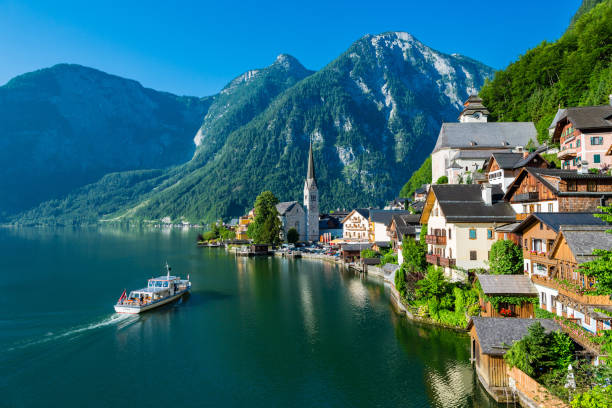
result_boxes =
[469,318,560,356]
[341,243,372,251]
[513,212,607,234]
[476,274,538,296]
[550,105,612,140]
[276,201,300,215]
[370,209,411,226]
[433,122,537,153]
[341,208,370,224]
[488,150,550,172]
[504,168,612,200]
[421,184,516,224]
[554,226,612,264]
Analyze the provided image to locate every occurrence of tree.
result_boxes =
[420,223,427,246]
[436,176,448,184]
[489,240,524,275]
[395,268,407,298]
[249,191,282,245]
[415,266,448,301]
[399,156,431,198]
[287,227,299,244]
[402,236,426,273]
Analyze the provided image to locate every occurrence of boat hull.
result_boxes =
[114,288,190,314]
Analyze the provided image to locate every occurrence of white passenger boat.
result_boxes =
[114,263,191,314]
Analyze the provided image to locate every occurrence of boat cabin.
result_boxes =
[127,276,183,304]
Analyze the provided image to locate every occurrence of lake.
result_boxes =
[0,226,497,407]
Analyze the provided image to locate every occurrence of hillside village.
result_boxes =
[216,94,612,406]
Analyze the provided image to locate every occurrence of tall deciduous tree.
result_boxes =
[489,240,524,275]
[248,191,282,245]
[402,236,427,273]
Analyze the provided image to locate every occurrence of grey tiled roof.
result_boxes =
[456,149,508,159]
[470,317,560,356]
[505,168,612,200]
[561,227,612,264]
[495,222,521,232]
[514,212,607,234]
[341,243,372,251]
[476,274,538,296]
[433,122,537,153]
[370,209,411,226]
[391,214,419,239]
[550,105,612,132]
[276,201,300,215]
[431,184,516,223]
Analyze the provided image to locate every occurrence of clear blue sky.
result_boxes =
[0,0,581,96]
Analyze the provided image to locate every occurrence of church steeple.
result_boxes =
[303,140,319,241]
[306,141,317,187]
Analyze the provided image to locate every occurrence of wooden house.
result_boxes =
[468,317,560,403]
[476,274,538,318]
[503,168,612,220]
[484,151,550,192]
[340,242,372,263]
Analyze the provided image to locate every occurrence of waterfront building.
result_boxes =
[468,317,560,403]
[236,209,255,240]
[303,142,320,242]
[483,150,550,192]
[342,209,370,241]
[388,214,421,264]
[503,167,612,219]
[368,209,411,244]
[275,201,306,242]
[340,242,372,263]
[476,274,537,318]
[420,184,516,281]
[549,99,612,170]
[318,214,344,239]
[431,94,537,184]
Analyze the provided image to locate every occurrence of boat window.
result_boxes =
[155,281,162,287]
[148,281,154,287]
[163,281,168,287]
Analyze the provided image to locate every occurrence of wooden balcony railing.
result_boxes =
[531,275,612,306]
[439,257,456,267]
[425,235,446,245]
[513,192,539,202]
[426,254,440,266]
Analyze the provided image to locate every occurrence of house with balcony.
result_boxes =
[476,274,538,318]
[431,95,538,185]
[341,209,370,241]
[549,101,612,170]
[388,214,421,264]
[483,150,550,192]
[420,184,516,281]
[531,226,612,342]
[504,167,612,219]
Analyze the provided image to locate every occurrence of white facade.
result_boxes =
[371,221,391,242]
[343,211,369,241]
[487,169,517,192]
[510,200,559,217]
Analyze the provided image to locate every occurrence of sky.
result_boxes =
[0,0,581,96]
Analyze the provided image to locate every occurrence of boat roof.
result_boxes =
[131,286,169,294]
[149,275,179,281]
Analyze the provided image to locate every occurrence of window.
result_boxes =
[470,251,477,260]
[567,180,577,192]
[523,205,528,213]
[548,203,553,212]
[469,229,477,239]
[487,229,493,239]
[540,222,543,230]
[591,136,603,145]
[448,228,452,239]
[541,292,547,305]
[585,314,591,325]
[577,139,581,147]
[551,296,557,308]
[532,239,543,252]
[588,180,597,192]
[594,154,601,164]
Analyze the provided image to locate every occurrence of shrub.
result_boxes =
[286,227,299,244]
[436,175,448,184]
[489,240,524,275]
[361,248,378,259]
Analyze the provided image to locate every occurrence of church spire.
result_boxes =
[307,141,317,185]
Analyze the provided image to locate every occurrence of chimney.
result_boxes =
[578,159,589,174]
[481,183,493,206]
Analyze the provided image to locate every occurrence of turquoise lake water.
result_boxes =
[0,227,498,407]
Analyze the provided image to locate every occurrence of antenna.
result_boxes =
[166,261,170,278]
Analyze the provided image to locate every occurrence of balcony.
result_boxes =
[425,235,446,245]
[557,146,577,159]
[426,254,440,266]
[439,257,456,267]
[531,275,612,306]
[513,192,539,202]
[523,250,554,265]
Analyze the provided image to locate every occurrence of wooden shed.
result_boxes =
[477,274,538,318]
[468,317,560,403]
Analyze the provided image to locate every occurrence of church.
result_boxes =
[275,142,320,242]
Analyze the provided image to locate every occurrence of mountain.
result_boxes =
[13,32,494,225]
[0,64,212,217]
[479,0,612,142]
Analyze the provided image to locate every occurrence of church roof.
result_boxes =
[305,141,317,188]
[433,122,538,153]
[276,201,302,216]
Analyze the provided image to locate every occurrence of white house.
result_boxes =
[342,209,370,241]
[420,184,516,281]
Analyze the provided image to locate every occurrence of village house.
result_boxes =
[368,209,410,244]
[549,99,612,170]
[413,186,428,202]
[340,242,372,263]
[384,198,408,210]
[476,274,538,318]
[342,209,370,241]
[431,94,538,184]
[529,225,612,342]
[420,184,516,281]
[236,209,255,240]
[275,201,306,242]
[388,214,421,264]
[468,317,561,403]
[318,213,344,239]
[484,150,550,192]
[504,167,612,219]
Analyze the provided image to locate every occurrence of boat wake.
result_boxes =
[7,313,138,352]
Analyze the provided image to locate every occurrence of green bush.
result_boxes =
[394,268,407,298]
[489,240,524,275]
[361,248,378,259]
[436,175,448,184]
